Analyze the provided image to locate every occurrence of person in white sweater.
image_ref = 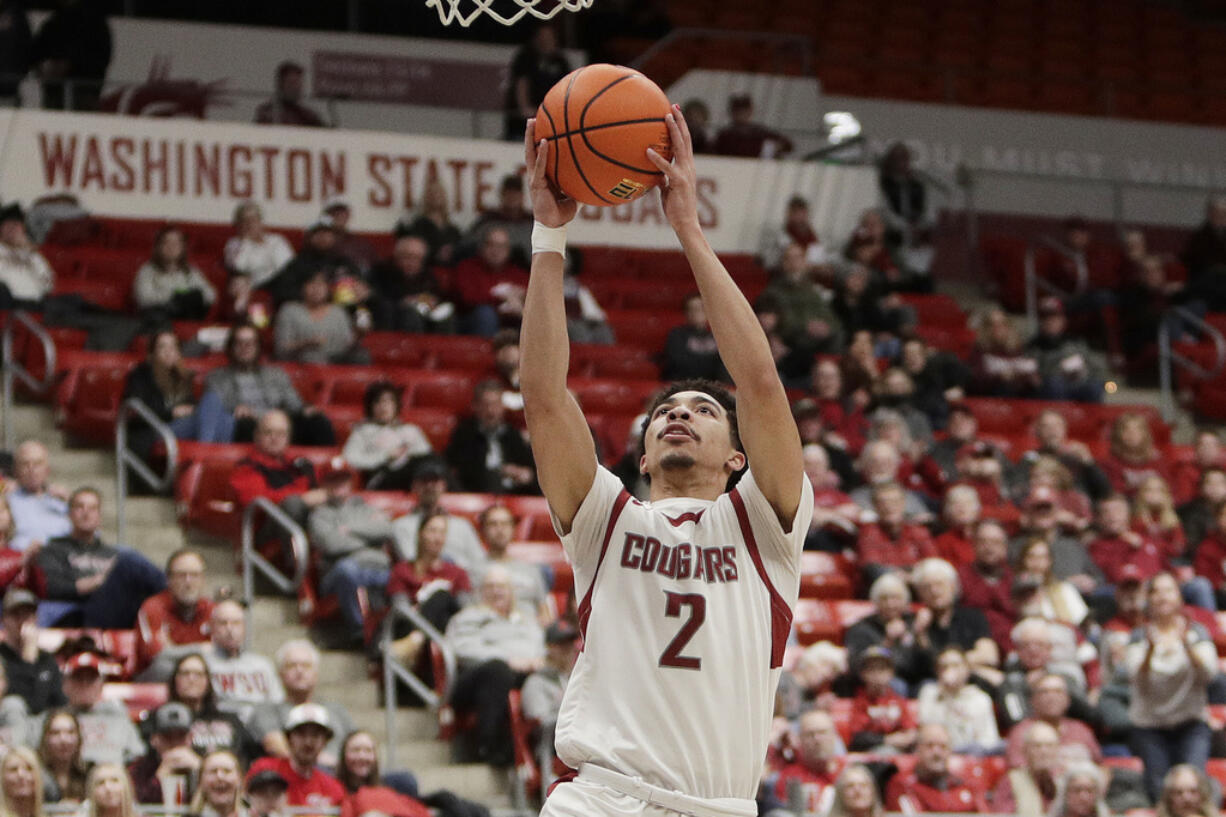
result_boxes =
[223,202,294,288]
[132,226,216,318]
[340,382,431,491]
[916,645,1002,756]
[0,204,54,305]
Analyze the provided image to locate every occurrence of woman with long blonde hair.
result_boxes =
[1104,413,1168,495]
[1133,475,1187,558]
[79,764,137,817]
[188,752,244,817]
[825,764,883,817]
[1015,538,1089,628]
[0,747,44,817]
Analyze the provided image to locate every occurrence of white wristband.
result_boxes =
[531,221,568,257]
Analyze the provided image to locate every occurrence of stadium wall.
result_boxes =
[0,109,879,251]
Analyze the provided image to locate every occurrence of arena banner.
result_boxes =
[0,109,880,253]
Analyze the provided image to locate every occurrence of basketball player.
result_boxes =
[522,107,810,817]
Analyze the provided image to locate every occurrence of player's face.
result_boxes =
[640,391,743,483]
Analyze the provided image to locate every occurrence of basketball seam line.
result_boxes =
[579,73,666,178]
[562,66,617,206]
[541,116,669,141]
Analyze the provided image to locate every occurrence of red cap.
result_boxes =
[318,457,353,483]
[1118,564,1146,585]
[1026,485,1057,508]
[1038,296,1064,318]
[65,652,106,676]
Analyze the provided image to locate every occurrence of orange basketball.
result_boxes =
[533,63,673,207]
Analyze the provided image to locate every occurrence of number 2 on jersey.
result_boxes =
[659,591,706,669]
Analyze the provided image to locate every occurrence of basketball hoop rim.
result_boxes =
[425,0,594,28]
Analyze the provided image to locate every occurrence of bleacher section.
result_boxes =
[631,0,1226,125]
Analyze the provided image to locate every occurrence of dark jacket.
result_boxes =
[444,417,536,494]
[122,361,195,425]
[36,534,119,601]
[0,642,66,714]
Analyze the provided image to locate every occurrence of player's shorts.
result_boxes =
[540,763,757,817]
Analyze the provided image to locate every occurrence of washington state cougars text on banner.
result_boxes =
[0,109,879,253]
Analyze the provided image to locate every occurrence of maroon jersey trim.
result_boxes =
[576,488,632,641]
[664,510,707,527]
[730,487,792,668]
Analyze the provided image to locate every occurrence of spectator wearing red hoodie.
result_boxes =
[1194,502,1226,609]
[228,410,326,526]
[802,443,860,552]
[886,723,988,814]
[773,709,846,811]
[848,646,916,754]
[1171,430,1226,505]
[933,485,979,567]
[1090,493,1214,608]
[856,482,936,585]
[957,520,1016,648]
[811,358,868,456]
[450,226,528,337]
[1101,413,1170,497]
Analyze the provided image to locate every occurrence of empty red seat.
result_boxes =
[571,378,660,415]
[360,333,433,368]
[507,541,572,592]
[409,371,478,411]
[793,599,839,645]
[799,552,855,600]
[59,360,134,445]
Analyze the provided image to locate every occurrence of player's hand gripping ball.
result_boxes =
[533,63,673,207]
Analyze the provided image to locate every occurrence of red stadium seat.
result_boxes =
[792,599,839,645]
[798,552,855,600]
[410,371,478,412]
[361,333,433,368]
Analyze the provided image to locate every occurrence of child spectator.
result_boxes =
[847,646,916,754]
[916,646,1001,755]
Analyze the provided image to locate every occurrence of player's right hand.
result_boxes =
[524,121,577,229]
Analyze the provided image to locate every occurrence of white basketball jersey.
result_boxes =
[551,466,811,800]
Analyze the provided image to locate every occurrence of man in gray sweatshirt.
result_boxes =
[34,487,166,628]
[309,462,394,640]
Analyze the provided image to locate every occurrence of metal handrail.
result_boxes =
[240,497,310,606]
[1,311,57,449]
[115,398,180,544]
[1022,238,1078,332]
[382,596,456,769]
[1159,306,1226,422]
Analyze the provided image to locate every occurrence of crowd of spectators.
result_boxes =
[6,59,1226,814]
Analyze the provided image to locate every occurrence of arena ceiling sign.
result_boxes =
[0,109,878,253]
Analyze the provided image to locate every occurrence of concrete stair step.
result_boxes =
[352,705,438,737]
[0,403,59,440]
[413,765,511,806]
[317,651,372,684]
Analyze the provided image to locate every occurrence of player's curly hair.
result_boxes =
[637,379,744,490]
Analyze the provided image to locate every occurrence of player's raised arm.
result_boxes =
[519,124,598,533]
[646,107,804,527]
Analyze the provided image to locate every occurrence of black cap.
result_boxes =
[545,621,580,645]
[0,203,25,225]
[152,702,194,734]
[2,589,38,614]
[412,458,449,482]
[247,769,289,793]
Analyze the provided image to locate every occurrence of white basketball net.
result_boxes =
[425,0,593,27]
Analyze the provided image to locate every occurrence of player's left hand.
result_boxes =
[525,121,578,228]
[646,105,700,234]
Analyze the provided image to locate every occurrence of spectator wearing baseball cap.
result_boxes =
[0,589,66,714]
[1025,296,1106,403]
[246,765,290,817]
[848,647,915,754]
[308,460,394,639]
[390,458,487,576]
[52,652,146,766]
[246,704,345,809]
[521,621,580,789]
[128,702,200,804]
